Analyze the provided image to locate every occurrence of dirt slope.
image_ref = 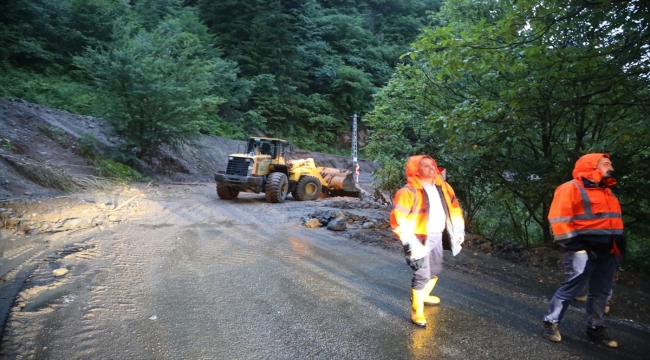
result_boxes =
[0,98,103,198]
[0,96,378,199]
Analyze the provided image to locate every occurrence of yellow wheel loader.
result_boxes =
[214,137,359,203]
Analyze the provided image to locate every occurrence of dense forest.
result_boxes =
[0,0,439,153]
[1,0,649,271]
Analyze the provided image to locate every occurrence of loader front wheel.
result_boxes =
[265,172,288,203]
[216,183,239,200]
[292,175,322,201]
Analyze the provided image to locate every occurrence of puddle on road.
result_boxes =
[198,220,237,228]
[137,223,175,229]
[219,219,238,228]
[22,283,77,312]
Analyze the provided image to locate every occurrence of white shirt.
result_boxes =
[423,182,445,233]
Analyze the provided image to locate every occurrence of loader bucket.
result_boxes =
[318,167,360,197]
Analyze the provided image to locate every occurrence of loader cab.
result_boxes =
[247,137,290,165]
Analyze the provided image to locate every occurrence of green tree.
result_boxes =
[366,0,650,258]
[0,0,132,114]
[198,0,438,149]
[76,16,247,157]
[133,0,183,30]
[0,0,131,70]
[1,0,443,152]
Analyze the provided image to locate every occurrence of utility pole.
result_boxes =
[352,114,358,184]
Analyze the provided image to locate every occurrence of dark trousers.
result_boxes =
[412,232,443,290]
[544,250,617,327]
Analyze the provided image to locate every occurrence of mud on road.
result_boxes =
[1,182,649,359]
[0,182,392,357]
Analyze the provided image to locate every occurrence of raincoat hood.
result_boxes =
[572,153,616,186]
[405,155,441,189]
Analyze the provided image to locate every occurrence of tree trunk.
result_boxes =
[542,202,553,244]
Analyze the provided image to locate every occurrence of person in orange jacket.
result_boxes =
[543,153,625,348]
[390,155,465,326]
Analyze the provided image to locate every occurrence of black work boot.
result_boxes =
[586,326,618,348]
[543,321,561,342]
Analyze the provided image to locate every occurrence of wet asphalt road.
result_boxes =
[1,186,648,359]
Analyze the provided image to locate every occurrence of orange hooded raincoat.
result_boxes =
[548,153,624,255]
[390,155,465,255]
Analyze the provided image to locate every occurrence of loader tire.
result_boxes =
[216,183,239,200]
[292,175,322,201]
[265,172,288,203]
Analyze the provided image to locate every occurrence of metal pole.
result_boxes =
[352,114,358,183]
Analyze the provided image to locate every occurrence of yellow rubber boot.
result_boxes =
[423,276,440,305]
[411,288,426,327]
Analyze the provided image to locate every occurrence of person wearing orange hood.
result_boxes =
[543,153,625,348]
[390,155,465,326]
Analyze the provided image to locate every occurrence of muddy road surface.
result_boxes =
[1,184,648,359]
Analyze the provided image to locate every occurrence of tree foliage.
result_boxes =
[0,0,131,69]
[366,0,650,269]
[198,0,439,148]
[75,14,249,156]
[1,0,438,151]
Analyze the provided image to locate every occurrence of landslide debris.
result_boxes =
[0,196,135,237]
